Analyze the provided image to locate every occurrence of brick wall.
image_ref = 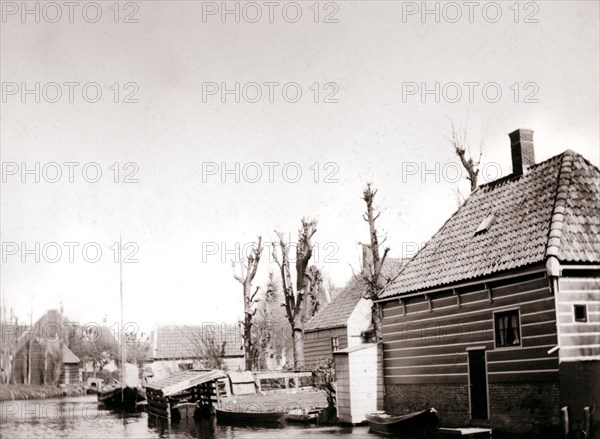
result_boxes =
[559,361,600,437]
[385,382,561,436]
[488,382,560,435]
[385,383,469,427]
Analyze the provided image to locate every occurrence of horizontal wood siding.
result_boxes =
[304,327,348,366]
[333,354,351,423]
[557,276,600,361]
[382,270,559,385]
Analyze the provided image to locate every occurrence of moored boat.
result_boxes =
[285,407,323,423]
[366,408,438,436]
[172,401,198,419]
[97,385,143,412]
[216,407,286,425]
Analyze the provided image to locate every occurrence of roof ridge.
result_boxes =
[545,151,576,260]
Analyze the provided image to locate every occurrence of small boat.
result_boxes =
[285,407,322,423]
[97,385,143,412]
[366,408,438,436]
[216,407,286,425]
[172,401,198,419]
[97,237,146,413]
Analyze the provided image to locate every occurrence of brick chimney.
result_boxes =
[509,129,535,175]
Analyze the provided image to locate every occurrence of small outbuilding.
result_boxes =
[145,369,227,421]
[333,343,382,424]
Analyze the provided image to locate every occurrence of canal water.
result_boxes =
[0,395,375,438]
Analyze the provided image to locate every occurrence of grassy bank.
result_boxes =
[0,384,86,401]
[219,387,329,413]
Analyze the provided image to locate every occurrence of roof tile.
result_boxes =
[154,324,244,359]
[306,258,405,331]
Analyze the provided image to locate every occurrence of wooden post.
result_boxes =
[284,377,289,389]
[214,380,221,412]
[256,376,262,392]
[293,376,299,388]
[561,406,569,438]
[584,406,591,438]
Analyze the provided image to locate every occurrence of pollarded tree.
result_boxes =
[361,184,397,343]
[232,237,263,371]
[272,219,318,370]
[449,122,483,199]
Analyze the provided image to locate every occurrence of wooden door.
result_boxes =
[468,349,488,420]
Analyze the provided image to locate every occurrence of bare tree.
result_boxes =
[449,123,483,194]
[70,325,119,378]
[0,305,17,384]
[361,184,398,343]
[305,265,324,320]
[183,326,227,370]
[232,237,263,371]
[252,273,276,370]
[272,219,318,370]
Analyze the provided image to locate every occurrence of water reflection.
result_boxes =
[0,396,540,438]
[0,396,373,439]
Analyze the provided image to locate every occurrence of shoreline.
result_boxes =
[0,384,87,402]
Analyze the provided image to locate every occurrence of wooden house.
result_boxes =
[147,324,245,380]
[13,335,80,385]
[11,309,81,386]
[377,129,599,436]
[304,251,403,366]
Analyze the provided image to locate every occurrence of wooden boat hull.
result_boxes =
[216,408,285,425]
[366,408,438,436]
[285,408,322,423]
[98,386,143,412]
[172,402,198,419]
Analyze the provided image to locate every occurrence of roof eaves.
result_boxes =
[305,324,347,333]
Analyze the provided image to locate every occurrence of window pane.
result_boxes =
[495,310,520,347]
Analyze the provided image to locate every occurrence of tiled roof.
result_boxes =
[380,150,600,299]
[14,334,80,363]
[154,324,244,359]
[305,258,405,331]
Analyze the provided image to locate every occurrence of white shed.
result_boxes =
[333,343,382,424]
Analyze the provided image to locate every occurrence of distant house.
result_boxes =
[11,309,81,386]
[304,248,404,366]
[13,335,80,385]
[377,130,600,436]
[146,324,245,379]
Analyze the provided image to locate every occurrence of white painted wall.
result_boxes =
[346,298,373,347]
[349,345,378,423]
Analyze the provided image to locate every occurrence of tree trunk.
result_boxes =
[27,341,32,385]
[243,312,253,371]
[232,238,262,372]
[292,327,304,370]
[371,302,383,343]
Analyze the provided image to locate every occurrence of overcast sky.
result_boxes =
[1,1,598,332]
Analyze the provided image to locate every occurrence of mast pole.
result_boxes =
[120,235,125,402]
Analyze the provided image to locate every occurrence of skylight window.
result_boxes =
[475,214,497,236]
